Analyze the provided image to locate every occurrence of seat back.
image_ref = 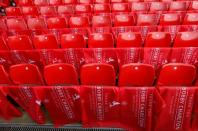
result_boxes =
[27,17,47,30]
[92,15,112,27]
[6,18,27,30]
[116,32,142,47]
[88,33,114,48]
[174,32,198,47]
[119,63,155,86]
[46,17,68,29]
[145,32,171,47]
[9,64,44,85]
[69,16,90,28]
[33,34,59,49]
[157,63,196,86]
[114,14,135,27]
[80,63,116,85]
[160,13,181,25]
[61,34,86,48]
[44,63,79,85]
[7,35,33,50]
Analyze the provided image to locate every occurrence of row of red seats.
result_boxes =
[0,31,198,50]
[2,13,198,31]
[15,0,198,6]
[6,2,198,16]
[1,24,197,38]
[0,48,196,70]
[1,85,198,131]
[2,62,196,86]
[0,86,198,131]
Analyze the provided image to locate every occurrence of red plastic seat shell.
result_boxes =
[114,14,134,27]
[157,63,196,86]
[119,63,155,86]
[145,32,171,47]
[183,13,198,25]
[88,33,114,48]
[21,6,39,16]
[69,16,89,28]
[160,13,181,25]
[92,15,112,27]
[9,64,44,85]
[6,7,22,16]
[61,34,86,48]
[6,18,27,30]
[46,17,68,29]
[27,18,47,30]
[44,63,79,85]
[116,32,142,47]
[7,35,33,50]
[112,3,129,13]
[80,63,116,86]
[174,32,198,47]
[93,4,110,13]
[33,34,58,49]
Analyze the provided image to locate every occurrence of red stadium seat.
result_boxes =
[17,0,34,6]
[60,34,86,48]
[88,33,114,48]
[34,0,48,6]
[21,6,39,16]
[44,63,79,85]
[69,16,89,28]
[49,0,62,5]
[161,0,173,2]
[137,14,158,26]
[46,17,68,29]
[174,32,198,47]
[126,0,142,2]
[112,3,129,13]
[149,2,168,12]
[111,0,125,3]
[80,63,116,85]
[75,4,92,14]
[183,13,198,25]
[118,63,155,86]
[116,32,142,47]
[7,35,33,50]
[57,5,74,15]
[169,1,186,12]
[94,0,110,3]
[114,14,135,27]
[157,63,196,86]
[27,17,47,30]
[62,0,76,4]
[131,2,150,13]
[33,34,59,49]
[78,0,92,4]
[39,6,57,16]
[92,15,112,27]
[6,18,27,30]
[0,65,12,84]
[9,64,44,85]
[145,32,171,47]
[0,37,8,50]
[6,7,22,16]
[160,13,181,25]
[189,1,198,11]
[93,4,110,14]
